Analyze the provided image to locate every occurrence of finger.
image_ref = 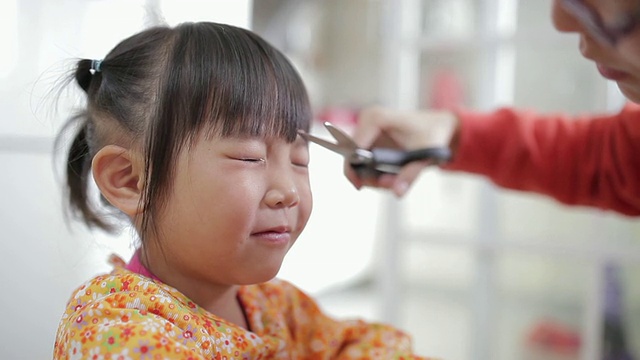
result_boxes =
[356,172,396,190]
[343,161,363,190]
[352,168,396,189]
[344,159,400,191]
[377,173,397,189]
[392,160,430,197]
[351,107,393,148]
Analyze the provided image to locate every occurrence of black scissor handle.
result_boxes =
[373,147,451,166]
[351,147,452,177]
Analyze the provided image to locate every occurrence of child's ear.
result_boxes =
[92,145,145,217]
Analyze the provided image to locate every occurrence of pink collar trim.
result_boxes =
[125,249,161,282]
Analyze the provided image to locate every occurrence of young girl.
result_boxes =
[53,22,428,359]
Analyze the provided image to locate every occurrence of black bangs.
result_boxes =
[165,22,311,147]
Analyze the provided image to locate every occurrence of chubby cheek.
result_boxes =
[184,167,260,234]
[620,39,640,70]
[295,181,313,237]
[219,177,264,222]
[615,40,640,103]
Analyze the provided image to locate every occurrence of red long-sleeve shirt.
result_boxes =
[445,103,640,216]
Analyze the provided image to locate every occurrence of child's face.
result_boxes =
[146,131,312,288]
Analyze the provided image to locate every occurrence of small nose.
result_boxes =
[264,171,300,208]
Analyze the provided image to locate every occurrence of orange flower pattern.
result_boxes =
[54,268,431,359]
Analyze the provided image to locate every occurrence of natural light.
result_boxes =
[160,0,252,28]
[0,0,18,78]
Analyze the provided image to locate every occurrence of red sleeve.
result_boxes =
[444,103,640,216]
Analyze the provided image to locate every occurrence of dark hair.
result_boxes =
[60,22,311,239]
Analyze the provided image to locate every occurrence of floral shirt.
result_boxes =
[54,266,430,359]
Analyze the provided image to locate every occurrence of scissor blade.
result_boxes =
[298,131,352,157]
[324,122,359,150]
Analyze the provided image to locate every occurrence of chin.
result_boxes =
[260,268,280,282]
[240,265,282,285]
[249,274,278,285]
[618,83,640,104]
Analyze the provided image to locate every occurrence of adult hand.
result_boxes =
[345,106,459,197]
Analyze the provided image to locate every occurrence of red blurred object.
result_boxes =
[526,319,581,358]
[315,107,359,126]
[427,68,465,110]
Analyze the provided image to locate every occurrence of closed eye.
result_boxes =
[292,159,309,168]
[238,158,264,163]
[292,138,310,168]
[229,156,265,163]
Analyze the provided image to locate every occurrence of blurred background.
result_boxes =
[2,0,640,359]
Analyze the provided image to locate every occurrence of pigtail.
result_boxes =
[64,115,113,232]
[55,27,175,237]
[56,59,114,231]
[75,59,103,94]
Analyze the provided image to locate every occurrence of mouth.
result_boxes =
[596,63,629,81]
[252,226,292,246]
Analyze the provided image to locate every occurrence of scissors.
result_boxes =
[299,122,451,178]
